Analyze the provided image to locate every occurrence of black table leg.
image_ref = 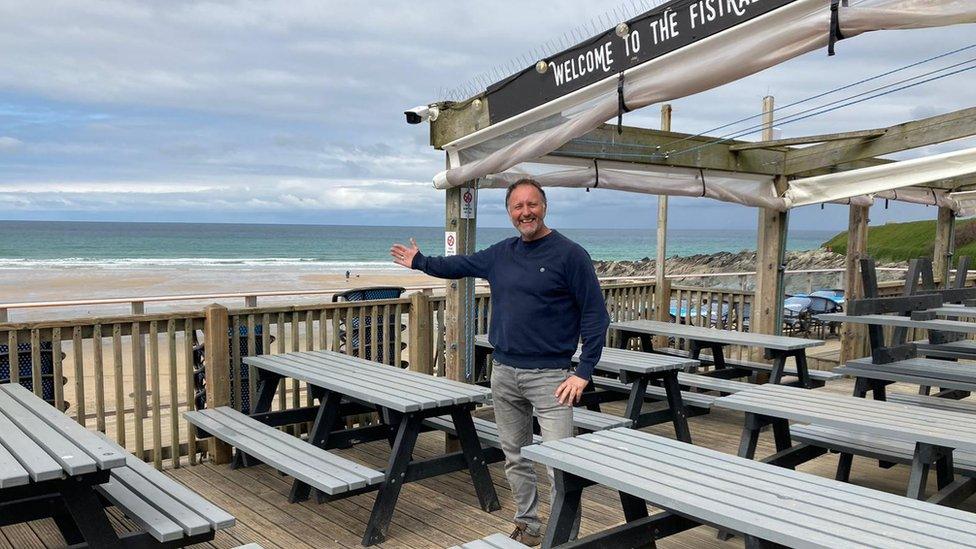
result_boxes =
[661,372,692,444]
[363,413,423,546]
[290,389,342,503]
[543,470,586,549]
[252,369,283,414]
[907,442,935,500]
[793,351,812,389]
[623,376,649,426]
[619,492,648,522]
[737,412,764,460]
[768,353,787,385]
[450,408,501,512]
[61,481,123,549]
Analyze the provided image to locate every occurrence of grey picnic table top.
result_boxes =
[474,335,696,375]
[611,320,824,351]
[817,313,976,334]
[835,357,976,393]
[714,384,976,452]
[244,350,491,413]
[0,384,127,488]
[522,427,976,549]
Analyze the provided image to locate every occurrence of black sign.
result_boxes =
[485,0,800,124]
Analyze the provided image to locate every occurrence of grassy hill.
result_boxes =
[823,218,976,263]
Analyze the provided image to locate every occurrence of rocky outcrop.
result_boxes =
[594,249,905,292]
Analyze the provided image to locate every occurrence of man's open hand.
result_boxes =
[554,375,589,406]
[390,238,420,269]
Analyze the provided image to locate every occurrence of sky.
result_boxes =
[0,1,974,231]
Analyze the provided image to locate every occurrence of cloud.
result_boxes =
[0,1,973,229]
[0,136,22,151]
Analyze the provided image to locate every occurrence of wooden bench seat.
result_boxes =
[423,416,542,449]
[835,357,976,393]
[95,433,235,544]
[523,428,976,548]
[184,407,384,496]
[448,533,529,549]
[659,347,841,382]
[676,372,753,394]
[887,393,976,414]
[791,424,976,476]
[592,375,717,409]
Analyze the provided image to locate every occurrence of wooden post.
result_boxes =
[654,104,672,348]
[204,303,232,464]
[753,96,789,339]
[444,185,477,383]
[933,206,955,288]
[840,204,870,363]
[408,292,433,374]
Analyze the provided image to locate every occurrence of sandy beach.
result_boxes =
[0,265,443,322]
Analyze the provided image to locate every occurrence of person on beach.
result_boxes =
[390,178,609,545]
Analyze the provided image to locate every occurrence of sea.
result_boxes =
[0,221,837,272]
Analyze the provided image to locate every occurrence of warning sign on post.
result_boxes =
[445,231,457,256]
[460,187,477,219]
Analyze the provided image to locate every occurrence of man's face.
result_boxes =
[507,184,548,241]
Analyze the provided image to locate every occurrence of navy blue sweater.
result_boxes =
[412,230,610,380]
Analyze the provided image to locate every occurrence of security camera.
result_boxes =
[404,105,438,124]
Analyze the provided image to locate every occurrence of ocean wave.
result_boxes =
[0,257,400,272]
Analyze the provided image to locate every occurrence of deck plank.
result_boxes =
[9,378,976,549]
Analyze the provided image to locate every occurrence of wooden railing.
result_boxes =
[0,298,413,469]
[0,277,840,471]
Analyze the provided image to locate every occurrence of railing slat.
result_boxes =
[29,329,41,395]
[73,326,85,425]
[247,314,257,414]
[148,320,162,469]
[93,324,105,432]
[230,315,242,412]
[167,318,179,468]
[52,327,64,413]
[131,321,145,459]
[7,330,18,385]
[113,323,126,447]
[184,317,197,465]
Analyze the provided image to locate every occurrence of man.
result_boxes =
[390,179,609,545]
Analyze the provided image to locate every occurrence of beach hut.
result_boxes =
[410,0,976,377]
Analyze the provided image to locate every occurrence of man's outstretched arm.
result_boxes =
[391,238,494,280]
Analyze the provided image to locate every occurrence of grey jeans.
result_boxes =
[491,362,579,537]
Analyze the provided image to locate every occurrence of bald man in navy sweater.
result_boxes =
[391,179,609,545]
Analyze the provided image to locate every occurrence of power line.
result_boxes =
[664,57,976,159]
[652,43,976,152]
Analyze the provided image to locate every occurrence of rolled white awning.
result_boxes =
[783,146,976,208]
[434,0,976,190]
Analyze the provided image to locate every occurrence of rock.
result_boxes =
[594,248,906,292]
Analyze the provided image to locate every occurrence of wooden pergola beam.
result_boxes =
[549,124,890,177]
[783,106,976,176]
[728,128,887,151]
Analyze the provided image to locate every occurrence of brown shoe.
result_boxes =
[509,521,542,547]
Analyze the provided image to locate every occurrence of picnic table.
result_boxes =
[714,383,976,502]
[818,312,976,398]
[611,319,824,388]
[521,426,976,549]
[212,349,498,546]
[0,383,130,547]
[474,335,695,439]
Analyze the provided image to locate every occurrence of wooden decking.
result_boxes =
[5,378,976,549]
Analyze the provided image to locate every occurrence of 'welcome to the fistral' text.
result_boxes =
[550,0,766,88]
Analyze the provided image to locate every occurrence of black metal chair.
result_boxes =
[333,286,407,366]
[0,341,68,410]
[192,325,274,413]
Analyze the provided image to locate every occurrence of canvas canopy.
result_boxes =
[433,0,976,208]
[474,146,976,213]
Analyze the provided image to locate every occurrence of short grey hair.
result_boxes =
[505,178,547,209]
